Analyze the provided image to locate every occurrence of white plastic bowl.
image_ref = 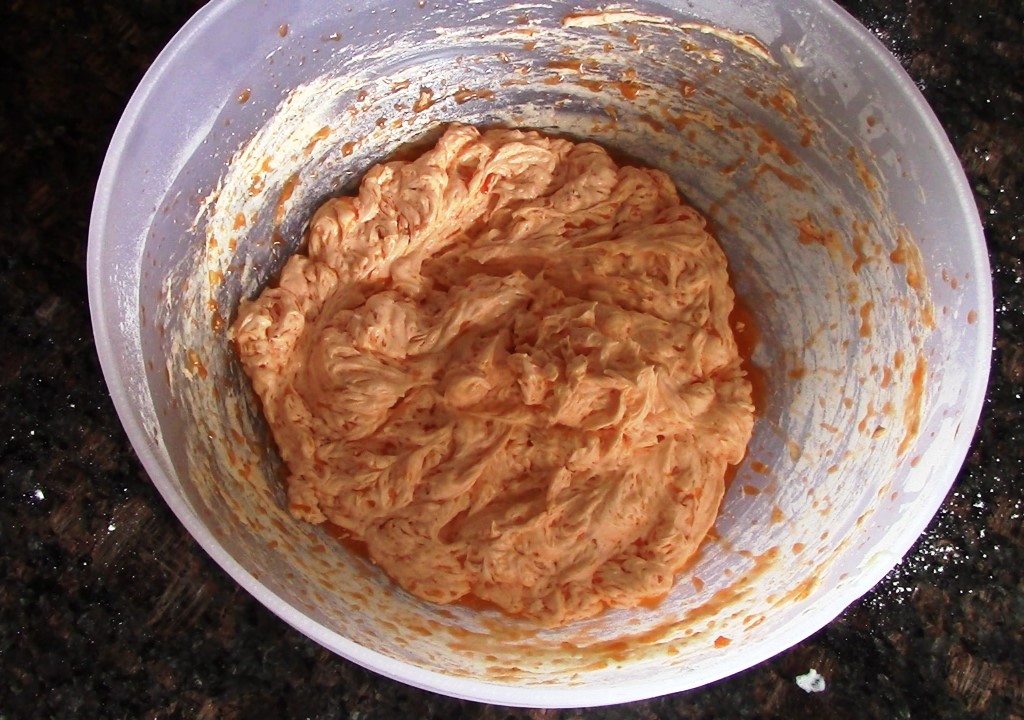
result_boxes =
[89,0,990,707]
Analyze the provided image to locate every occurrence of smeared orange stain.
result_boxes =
[858,399,876,434]
[753,126,798,165]
[186,349,208,379]
[859,301,874,338]
[304,126,331,155]
[851,228,870,274]
[633,114,661,132]
[787,439,800,461]
[453,88,497,104]
[898,357,927,455]
[662,110,690,132]
[848,146,880,192]
[274,174,299,225]
[716,157,744,175]
[757,163,807,191]
[772,576,817,606]
[881,367,893,389]
[412,87,435,113]
[890,231,925,292]
[546,59,583,73]
[613,81,642,100]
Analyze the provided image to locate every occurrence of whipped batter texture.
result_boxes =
[233,124,754,624]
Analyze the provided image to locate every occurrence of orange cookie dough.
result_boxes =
[232,124,754,625]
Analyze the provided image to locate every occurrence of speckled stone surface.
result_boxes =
[1,1,1021,718]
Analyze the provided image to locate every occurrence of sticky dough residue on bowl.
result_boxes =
[148,5,935,685]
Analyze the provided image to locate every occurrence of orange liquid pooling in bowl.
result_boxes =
[324,522,372,562]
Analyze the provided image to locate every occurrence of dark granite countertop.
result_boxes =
[2,1,1021,718]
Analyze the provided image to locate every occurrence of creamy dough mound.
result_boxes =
[233,124,754,625]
